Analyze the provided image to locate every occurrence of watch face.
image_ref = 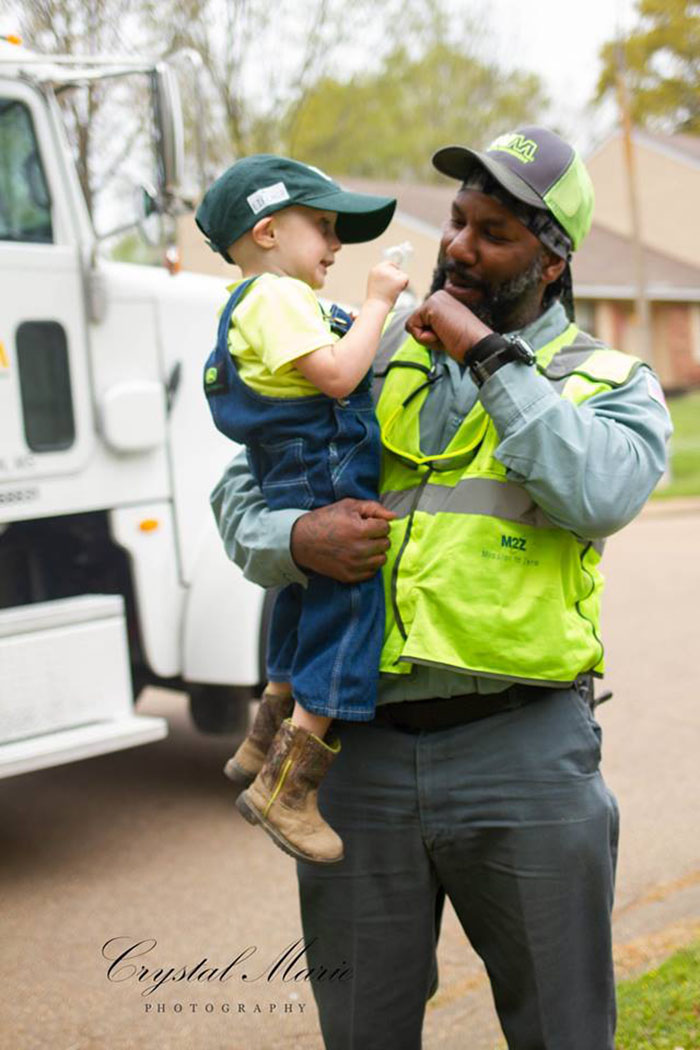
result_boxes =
[508,337,535,364]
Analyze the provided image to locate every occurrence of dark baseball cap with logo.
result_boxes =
[432,126,594,255]
[196,154,396,262]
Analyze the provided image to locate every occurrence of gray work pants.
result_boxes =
[297,687,619,1050]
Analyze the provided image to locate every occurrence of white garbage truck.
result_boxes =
[0,38,268,777]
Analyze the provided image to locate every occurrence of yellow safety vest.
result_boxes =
[376,323,642,686]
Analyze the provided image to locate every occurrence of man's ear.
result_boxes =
[250,215,276,249]
[542,251,566,287]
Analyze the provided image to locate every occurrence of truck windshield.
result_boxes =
[0,98,53,243]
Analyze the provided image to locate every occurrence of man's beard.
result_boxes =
[429,252,545,332]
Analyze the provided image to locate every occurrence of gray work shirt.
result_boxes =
[210,301,672,704]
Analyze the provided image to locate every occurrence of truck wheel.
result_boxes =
[188,685,252,737]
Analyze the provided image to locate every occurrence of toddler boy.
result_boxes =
[196,155,407,864]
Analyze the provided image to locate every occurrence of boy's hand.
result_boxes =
[291,499,395,583]
[405,290,492,362]
[366,260,409,308]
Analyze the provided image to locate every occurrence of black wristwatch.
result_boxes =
[466,333,536,387]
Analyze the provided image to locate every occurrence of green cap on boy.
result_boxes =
[196,155,396,263]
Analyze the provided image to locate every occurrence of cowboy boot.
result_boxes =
[236,719,344,864]
[223,687,294,796]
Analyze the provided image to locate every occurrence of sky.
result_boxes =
[475,0,641,152]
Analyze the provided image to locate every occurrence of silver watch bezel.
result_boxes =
[470,335,535,385]
[504,335,536,365]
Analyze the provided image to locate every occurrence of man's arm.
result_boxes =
[211,450,395,586]
[210,450,308,588]
[481,363,671,538]
[407,291,671,538]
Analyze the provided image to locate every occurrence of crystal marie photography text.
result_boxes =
[102,936,353,1013]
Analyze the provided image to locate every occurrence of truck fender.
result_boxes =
[182,515,265,687]
[110,504,184,679]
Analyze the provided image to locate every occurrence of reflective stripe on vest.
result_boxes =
[375,327,642,685]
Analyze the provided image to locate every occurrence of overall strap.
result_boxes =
[215,276,259,349]
[205,277,260,399]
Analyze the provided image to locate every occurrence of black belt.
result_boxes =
[372,684,554,733]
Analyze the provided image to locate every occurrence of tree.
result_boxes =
[284,41,548,181]
[2,0,550,216]
[141,0,411,172]
[596,0,700,133]
[2,0,153,226]
[143,0,548,180]
[5,0,144,216]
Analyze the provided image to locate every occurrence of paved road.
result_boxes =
[1,505,698,1050]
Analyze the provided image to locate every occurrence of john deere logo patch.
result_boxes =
[488,133,538,164]
[203,362,228,396]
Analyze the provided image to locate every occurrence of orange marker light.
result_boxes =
[1,34,22,45]
[139,519,159,532]
[164,245,181,276]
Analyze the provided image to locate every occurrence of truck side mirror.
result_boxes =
[152,62,185,211]
[134,181,161,245]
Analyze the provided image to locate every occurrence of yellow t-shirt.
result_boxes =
[226,273,338,397]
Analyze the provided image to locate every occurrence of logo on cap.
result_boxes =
[488,133,538,165]
[247,181,290,214]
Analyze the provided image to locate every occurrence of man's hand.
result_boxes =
[405,290,492,363]
[291,499,396,583]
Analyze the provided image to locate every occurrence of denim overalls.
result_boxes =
[204,278,384,720]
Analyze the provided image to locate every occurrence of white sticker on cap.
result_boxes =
[247,181,290,214]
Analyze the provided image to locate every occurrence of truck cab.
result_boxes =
[0,40,266,777]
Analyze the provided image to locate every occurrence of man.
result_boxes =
[211,127,671,1050]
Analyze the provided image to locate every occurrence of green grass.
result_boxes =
[616,940,700,1049]
[489,944,699,1050]
[653,390,700,499]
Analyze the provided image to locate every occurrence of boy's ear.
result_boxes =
[250,215,277,249]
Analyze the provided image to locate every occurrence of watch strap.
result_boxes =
[467,334,535,387]
[467,332,509,365]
